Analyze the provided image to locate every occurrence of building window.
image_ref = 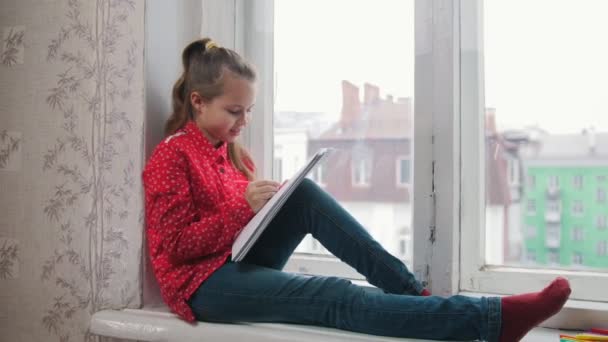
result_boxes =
[573,175,583,190]
[527,174,535,189]
[598,215,607,230]
[572,200,584,216]
[312,164,326,187]
[548,251,559,265]
[597,241,607,257]
[547,201,560,213]
[396,158,411,186]
[352,157,372,187]
[548,175,559,188]
[597,188,606,203]
[526,199,536,215]
[546,224,561,248]
[598,175,607,182]
[572,226,584,242]
[572,252,583,266]
[526,225,537,238]
[526,249,537,263]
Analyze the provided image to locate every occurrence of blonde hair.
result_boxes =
[166,38,256,180]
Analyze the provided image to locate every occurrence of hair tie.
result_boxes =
[205,40,219,51]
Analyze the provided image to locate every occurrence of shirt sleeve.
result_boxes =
[142,143,254,264]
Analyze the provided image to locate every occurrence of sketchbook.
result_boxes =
[231,148,333,262]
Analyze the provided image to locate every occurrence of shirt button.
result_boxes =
[219,167,225,174]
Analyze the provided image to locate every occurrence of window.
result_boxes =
[397,226,411,260]
[548,175,559,189]
[598,241,607,257]
[526,249,537,263]
[547,201,560,213]
[352,157,372,187]
[546,224,561,248]
[572,200,584,216]
[271,0,415,272]
[572,252,584,266]
[311,164,327,187]
[573,175,583,190]
[598,188,606,203]
[526,199,536,215]
[526,225,537,238]
[396,158,411,186]
[598,215,608,230]
[572,226,584,242]
[548,251,560,265]
[460,0,608,310]
[246,0,608,330]
[527,174,535,189]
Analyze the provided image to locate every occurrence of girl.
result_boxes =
[142,38,571,342]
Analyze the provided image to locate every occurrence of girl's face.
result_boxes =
[191,73,256,147]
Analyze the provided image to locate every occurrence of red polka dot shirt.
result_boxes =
[142,120,255,322]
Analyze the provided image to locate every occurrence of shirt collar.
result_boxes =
[183,120,228,163]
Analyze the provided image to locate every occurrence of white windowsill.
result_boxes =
[89,305,580,342]
[90,306,435,342]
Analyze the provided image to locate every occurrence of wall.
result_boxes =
[0,0,145,341]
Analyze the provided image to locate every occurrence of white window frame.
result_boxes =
[459,0,608,324]
[396,156,411,188]
[242,0,608,328]
[240,0,432,281]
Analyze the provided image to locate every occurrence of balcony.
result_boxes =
[546,235,561,248]
[546,185,561,199]
[545,211,561,223]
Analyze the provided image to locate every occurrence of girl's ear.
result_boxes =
[190,91,207,115]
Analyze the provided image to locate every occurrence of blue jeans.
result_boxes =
[187,179,501,341]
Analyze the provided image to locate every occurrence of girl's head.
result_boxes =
[166,38,257,179]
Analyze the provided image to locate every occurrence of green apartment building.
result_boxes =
[521,131,608,269]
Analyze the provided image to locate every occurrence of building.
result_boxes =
[520,129,608,268]
[301,81,415,263]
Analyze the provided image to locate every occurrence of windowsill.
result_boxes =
[89,306,438,342]
[89,306,579,342]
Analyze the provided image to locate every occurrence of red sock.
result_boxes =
[421,289,431,296]
[499,277,571,342]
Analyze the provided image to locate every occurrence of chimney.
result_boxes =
[386,94,393,103]
[363,83,380,105]
[341,80,361,128]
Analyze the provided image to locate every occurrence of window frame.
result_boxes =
[241,0,608,329]
[241,0,431,281]
[459,0,608,309]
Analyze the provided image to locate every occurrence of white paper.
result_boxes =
[231,148,332,261]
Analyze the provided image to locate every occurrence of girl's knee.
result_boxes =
[292,178,325,202]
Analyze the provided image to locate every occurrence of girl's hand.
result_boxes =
[245,180,280,213]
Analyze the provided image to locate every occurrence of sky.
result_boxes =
[274,0,608,134]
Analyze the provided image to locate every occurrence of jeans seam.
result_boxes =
[195,288,468,317]
[304,201,419,293]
